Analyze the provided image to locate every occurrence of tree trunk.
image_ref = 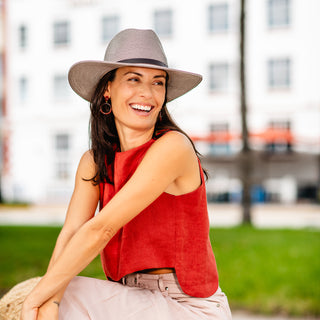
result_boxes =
[240,0,252,224]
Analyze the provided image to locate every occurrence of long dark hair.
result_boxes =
[88,69,207,185]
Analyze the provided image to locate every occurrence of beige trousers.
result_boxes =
[59,273,232,319]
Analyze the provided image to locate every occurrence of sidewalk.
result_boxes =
[0,203,319,228]
[208,203,320,228]
[232,311,318,320]
[0,204,67,226]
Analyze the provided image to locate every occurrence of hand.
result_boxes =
[37,299,59,320]
[20,299,38,320]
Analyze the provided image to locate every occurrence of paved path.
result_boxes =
[208,203,320,228]
[0,203,319,228]
[232,311,318,319]
[0,204,67,226]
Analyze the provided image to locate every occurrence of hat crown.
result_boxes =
[68,28,202,103]
[104,29,168,66]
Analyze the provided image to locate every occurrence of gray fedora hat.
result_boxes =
[68,28,202,102]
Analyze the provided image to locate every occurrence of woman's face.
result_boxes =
[104,66,167,133]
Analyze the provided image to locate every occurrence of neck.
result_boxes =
[117,127,155,152]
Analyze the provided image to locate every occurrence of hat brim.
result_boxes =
[68,61,202,103]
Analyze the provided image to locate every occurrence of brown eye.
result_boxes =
[128,77,139,82]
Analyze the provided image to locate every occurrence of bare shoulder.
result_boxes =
[80,150,95,163]
[77,150,97,180]
[79,150,95,168]
[153,131,195,155]
[150,131,200,194]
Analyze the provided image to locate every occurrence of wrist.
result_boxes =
[53,300,60,307]
[23,294,38,309]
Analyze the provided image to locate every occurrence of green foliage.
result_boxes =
[0,225,319,317]
[210,226,320,317]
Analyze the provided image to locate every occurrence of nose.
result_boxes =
[138,83,153,99]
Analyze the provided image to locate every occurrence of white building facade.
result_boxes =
[2,0,320,204]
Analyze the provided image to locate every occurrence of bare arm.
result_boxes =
[21,132,198,317]
[29,151,100,319]
[48,150,100,269]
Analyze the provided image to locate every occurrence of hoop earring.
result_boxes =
[100,97,112,115]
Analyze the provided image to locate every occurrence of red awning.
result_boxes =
[191,129,294,143]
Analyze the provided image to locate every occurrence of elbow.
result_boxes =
[101,225,116,243]
[86,220,117,248]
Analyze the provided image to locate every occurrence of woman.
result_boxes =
[21,28,232,320]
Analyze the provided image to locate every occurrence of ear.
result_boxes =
[103,82,112,99]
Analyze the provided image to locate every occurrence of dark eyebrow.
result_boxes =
[154,75,167,79]
[124,71,166,79]
[124,71,143,77]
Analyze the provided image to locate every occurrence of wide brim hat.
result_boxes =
[68,28,202,103]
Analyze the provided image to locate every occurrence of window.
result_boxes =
[208,3,229,32]
[102,16,119,42]
[55,134,71,179]
[53,21,70,46]
[56,134,69,151]
[154,9,173,37]
[267,0,291,28]
[209,123,231,155]
[209,63,229,91]
[264,120,292,153]
[19,25,27,48]
[19,77,28,103]
[53,74,70,100]
[55,162,71,180]
[268,58,291,89]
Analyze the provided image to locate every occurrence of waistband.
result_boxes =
[121,272,187,296]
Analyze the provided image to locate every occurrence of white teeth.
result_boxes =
[131,104,152,112]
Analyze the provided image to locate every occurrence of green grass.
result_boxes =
[0,225,319,317]
[210,226,320,317]
[0,226,105,296]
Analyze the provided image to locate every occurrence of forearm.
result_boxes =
[47,227,77,271]
[44,228,78,302]
[25,220,112,308]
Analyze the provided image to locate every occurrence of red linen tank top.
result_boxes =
[99,137,219,297]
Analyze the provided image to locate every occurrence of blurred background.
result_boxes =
[0,1,320,318]
[0,0,319,215]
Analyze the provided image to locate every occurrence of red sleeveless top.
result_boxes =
[99,137,219,297]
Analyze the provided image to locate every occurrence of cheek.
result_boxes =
[155,89,166,106]
[109,98,124,120]
[110,88,129,110]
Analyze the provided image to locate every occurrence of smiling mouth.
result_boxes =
[130,104,153,113]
